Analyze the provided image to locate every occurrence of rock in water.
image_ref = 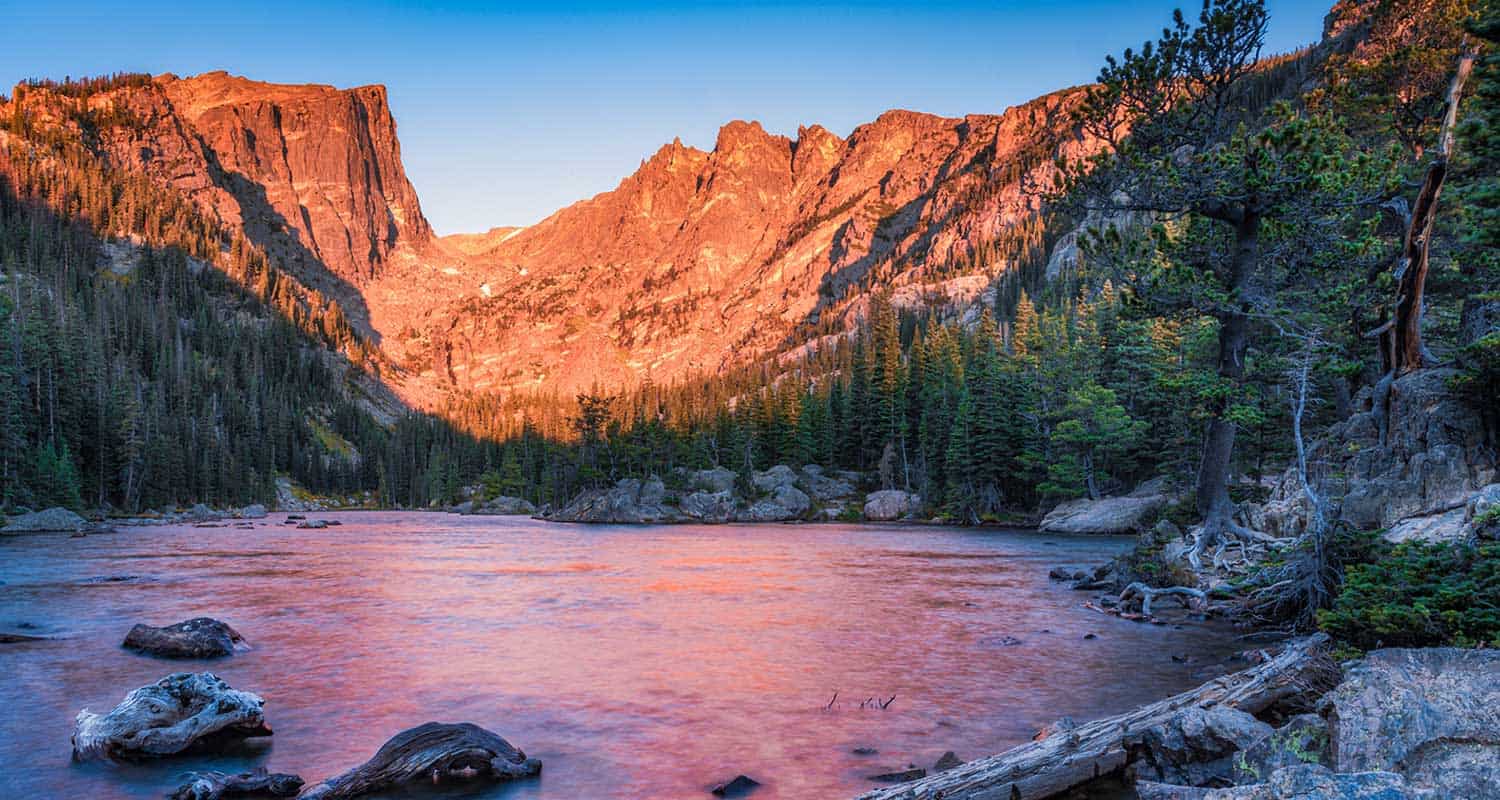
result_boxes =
[72,672,271,761]
[1321,647,1500,798]
[169,768,303,800]
[122,618,247,659]
[933,751,964,772]
[239,504,268,519]
[710,774,761,797]
[298,722,541,799]
[1,507,88,533]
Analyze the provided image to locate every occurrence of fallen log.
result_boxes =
[853,634,1334,800]
[298,722,541,800]
[168,768,303,799]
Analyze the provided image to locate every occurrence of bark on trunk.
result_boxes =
[853,635,1335,800]
[1193,213,1257,558]
[1390,49,1475,375]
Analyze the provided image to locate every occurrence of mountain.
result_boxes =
[369,92,1094,397]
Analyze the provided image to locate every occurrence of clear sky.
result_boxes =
[0,1,1329,235]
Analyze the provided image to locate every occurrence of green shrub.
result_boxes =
[1317,541,1500,649]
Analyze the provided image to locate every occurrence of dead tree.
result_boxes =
[854,635,1334,800]
[1375,47,1478,376]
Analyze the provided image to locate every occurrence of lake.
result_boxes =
[0,512,1246,799]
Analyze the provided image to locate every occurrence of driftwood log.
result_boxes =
[122,617,247,658]
[298,722,542,800]
[71,672,271,762]
[853,635,1334,800]
[168,768,304,800]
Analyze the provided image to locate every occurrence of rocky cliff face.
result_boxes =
[6,72,432,297]
[370,91,1094,397]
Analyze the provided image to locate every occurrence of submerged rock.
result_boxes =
[933,751,964,772]
[709,774,761,797]
[298,722,540,799]
[868,766,926,783]
[123,618,247,659]
[72,672,271,761]
[2,507,88,533]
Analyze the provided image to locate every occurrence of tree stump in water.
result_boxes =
[122,618,247,658]
[168,768,303,799]
[853,635,1335,800]
[71,672,271,762]
[298,722,541,800]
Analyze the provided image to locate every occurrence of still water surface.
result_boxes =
[0,513,1244,799]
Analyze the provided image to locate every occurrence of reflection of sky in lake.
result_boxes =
[0,513,1243,799]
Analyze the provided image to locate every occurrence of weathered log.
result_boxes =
[71,672,271,762]
[852,634,1334,800]
[297,722,541,800]
[168,768,303,799]
[1120,583,1207,618]
[122,617,246,658]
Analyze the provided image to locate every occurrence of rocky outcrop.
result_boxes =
[1040,494,1166,535]
[863,490,921,521]
[1320,648,1499,797]
[1126,707,1275,787]
[546,465,860,524]
[1,507,88,533]
[458,496,537,516]
[72,672,271,761]
[298,722,540,800]
[1250,369,1496,541]
[122,618,247,659]
[1137,764,1420,799]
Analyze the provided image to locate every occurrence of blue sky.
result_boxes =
[0,1,1328,234]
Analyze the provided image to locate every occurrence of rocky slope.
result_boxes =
[4,72,433,334]
[369,92,1095,397]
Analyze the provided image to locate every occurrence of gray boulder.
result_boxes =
[1041,494,1165,535]
[1466,483,1500,539]
[690,467,738,493]
[679,490,735,523]
[548,478,678,523]
[863,490,920,521]
[1231,714,1330,785]
[123,618,248,659]
[2,507,88,533]
[799,465,857,501]
[751,465,799,493]
[1321,648,1500,796]
[238,504,268,519]
[476,496,537,515]
[737,484,810,522]
[1138,765,1419,800]
[1382,506,1469,545]
[1125,706,1274,787]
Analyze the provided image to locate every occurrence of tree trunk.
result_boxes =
[1193,213,1257,559]
[1390,49,1475,375]
[853,635,1334,800]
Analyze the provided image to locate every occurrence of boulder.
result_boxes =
[450,500,476,515]
[2,507,88,533]
[475,495,537,515]
[123,618,247,659]
[1465,483,1500,539]
[1382,506,1469,545]
[169,768,303,800]
[188,504,218,522]
[72,672,271,761]
[679,490,736,523]
[799,465,857,501]
[1320,648,1500,797]
[298,722,540,799]
[737,484,810,522]
[548,478,678,523]
[710,774,761,797]
[1125,706,1274,787]
[297,520,329,529]
[751,464,799,493]
[868,766,926,783]
[933,751,964,772]
[238,504,268,519]
[1040,494,1165,535]
[863,490,920,521]
[1231,714,1330,785]
[690,467,738,493]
